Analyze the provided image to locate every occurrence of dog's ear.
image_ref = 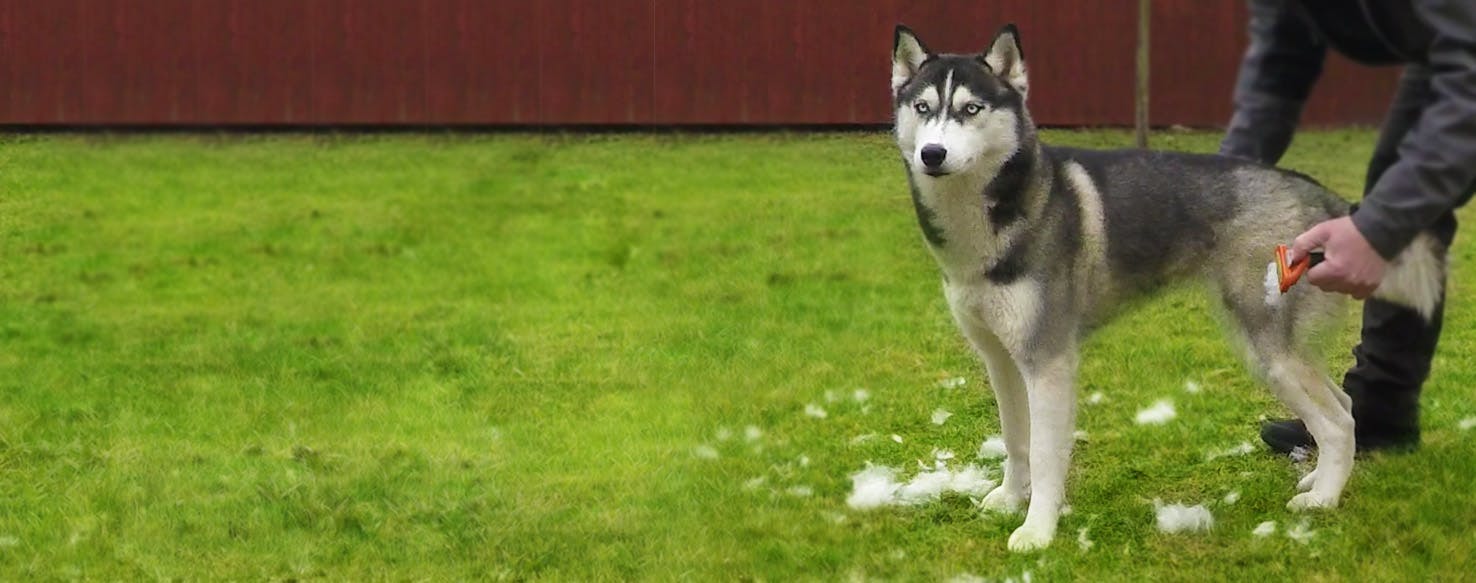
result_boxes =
[983,24,1028,99]
[893,25,931,93]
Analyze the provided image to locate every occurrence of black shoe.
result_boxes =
[1259,418,1420,455]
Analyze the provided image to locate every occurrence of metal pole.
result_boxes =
[1135,0,1151,148]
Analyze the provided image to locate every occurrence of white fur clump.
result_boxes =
[931,408,954,425]
[846,463,996,510]
[977,435,1008,459]
[1154,501,1214,533]
[1222,490,1241,505]
[900,463,995,505]
[897,466,956,504]
[804,404,829,419]
[1252,521,1277,538]
[1086,391,1107,405]
[1289,446,1313,463]
[1134,399,1177,425]
[846,466,902,510]
[948,464,994,496]
[693,445,719,460]
[1077,527,1094,552]
[1286,518,1316,544]
[1205,441,1255,461]
[938,376,967,389]
[1459,416,1476,431]
[1264,261,1283,307]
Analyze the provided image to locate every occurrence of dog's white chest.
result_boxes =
[944,279,1040,353]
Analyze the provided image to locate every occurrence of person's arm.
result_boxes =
[1219,0,1327,165]
[1352,0,1476,259]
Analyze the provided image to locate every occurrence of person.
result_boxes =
[1219,0,1476,453]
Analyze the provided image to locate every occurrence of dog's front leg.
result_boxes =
[1008,350,1078,553]
[968,328,1030,513]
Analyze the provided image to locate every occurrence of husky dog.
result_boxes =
[891,24,1445,551]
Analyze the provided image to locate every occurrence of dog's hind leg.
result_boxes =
[1230,305,1352,507]
[1008,349,1079,552]
[1218,261,1354,509]
[962,326,1031,513]
[1332,377,1353,413]
[1261,350,1355,509]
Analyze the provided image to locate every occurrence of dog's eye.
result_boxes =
[963,103,984,116]
[913,102,931,115]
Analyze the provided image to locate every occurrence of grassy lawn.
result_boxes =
[1,130,1474,580]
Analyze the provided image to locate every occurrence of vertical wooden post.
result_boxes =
[1135,0,1151,148]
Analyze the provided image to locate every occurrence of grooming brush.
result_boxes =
[1263,245,1325,305]
[1274,244,1326,292]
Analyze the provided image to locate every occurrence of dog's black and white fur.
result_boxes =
[891,24,1445,551]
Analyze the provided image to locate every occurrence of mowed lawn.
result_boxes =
[1,131,1474,580]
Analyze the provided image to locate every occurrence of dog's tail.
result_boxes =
[1371,231,1446,320]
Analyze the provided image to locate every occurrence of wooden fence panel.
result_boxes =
[0,1,1398,127]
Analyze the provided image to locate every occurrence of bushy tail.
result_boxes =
[1371,232,1446,320]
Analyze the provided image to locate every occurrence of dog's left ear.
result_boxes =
[893,25,931,94]
[983,24,1028,99]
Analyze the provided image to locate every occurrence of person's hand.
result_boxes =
[1287,216,1386,299]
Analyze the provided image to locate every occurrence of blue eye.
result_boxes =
[963,103,984,116]
[914,102,931,114]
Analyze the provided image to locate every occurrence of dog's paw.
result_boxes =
[1296,470,1319,493]
[1286,492,1339,511]
[1007,524,1054,552]
[979,484,1026,513]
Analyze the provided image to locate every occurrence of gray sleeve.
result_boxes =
[1219,0,1328,165]
[1353,0,1476,259]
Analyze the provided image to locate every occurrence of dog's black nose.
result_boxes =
[920,144,947,168]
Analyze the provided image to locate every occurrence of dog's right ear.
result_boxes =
[983,24,1028,98]
[893,25,931,93]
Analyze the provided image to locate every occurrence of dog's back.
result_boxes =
[1049,146,1441,320]
[1048,147,1346,297]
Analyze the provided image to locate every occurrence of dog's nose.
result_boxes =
[920,144,947,169]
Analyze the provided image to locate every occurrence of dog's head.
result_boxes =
[892,24,1029,179]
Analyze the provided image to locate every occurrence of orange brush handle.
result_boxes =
[1274,244,1318,294]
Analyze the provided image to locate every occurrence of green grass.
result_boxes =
[1,130,1474,580]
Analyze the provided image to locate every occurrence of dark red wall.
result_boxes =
[0,1,1400,127]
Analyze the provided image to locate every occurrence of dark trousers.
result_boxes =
[1347,65,1469,435]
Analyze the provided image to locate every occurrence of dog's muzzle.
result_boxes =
[920,144,951,176]
[920,144,947,169]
